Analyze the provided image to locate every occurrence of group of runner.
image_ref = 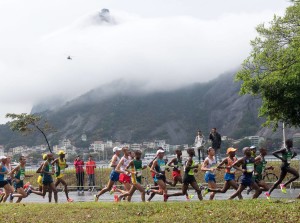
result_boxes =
[94,139,300,202]
[0,150,73,203]
[0,138,299,203]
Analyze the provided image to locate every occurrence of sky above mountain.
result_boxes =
[0,0,290,124]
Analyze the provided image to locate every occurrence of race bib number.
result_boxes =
[20,175,25,180]
[60,169,65,174]
[136,169,142,177]
[246,163,254,173]
[160,165,166,171]
[49,166,53,172]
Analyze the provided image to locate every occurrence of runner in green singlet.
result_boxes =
[9,156,33,203]
[266,139,299,199]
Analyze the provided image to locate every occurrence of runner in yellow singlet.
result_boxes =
[52,150,73,202]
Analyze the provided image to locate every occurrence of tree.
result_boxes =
[6,113,54,153]
[236,2,300,129]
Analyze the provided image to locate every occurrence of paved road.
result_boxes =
[13,188,300,203]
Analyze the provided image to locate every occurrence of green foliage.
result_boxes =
[5,113,54,152]
[236,2,300,129]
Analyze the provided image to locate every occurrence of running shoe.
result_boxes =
[145,185,150,195]
[198,184,204,190]
[114,194,119,202]
[23,182,31,189]
[26,188,32,195]
[67,198,74,202]
[110,185,117,195]
[188,194,194,200]
[94,195,99,202]
[163,193,168,202]
[9,193,14,203]
[246,188,252,195]
[280,184,287,194]
[202,188,209,197]
[265,192,271,200]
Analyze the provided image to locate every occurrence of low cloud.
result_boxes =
[0,9,284,123]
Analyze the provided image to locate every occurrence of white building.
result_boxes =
[155,140,166,147]
[91,141,105,152]
[12,146,25,154]
[105,140,113,148]
[130,143,141,150]
[61,139,72,148]
[161,144,170,152]
[0,145,4,156]
[248,136,264,147]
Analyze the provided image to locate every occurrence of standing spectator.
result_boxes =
[209,128,222,162]
[74,156,85,194]
[194,130,206,163]
[86,156,96,191]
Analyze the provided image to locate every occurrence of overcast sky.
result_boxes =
[0,0,291,124]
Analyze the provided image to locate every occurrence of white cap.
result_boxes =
[0,156,7,160]
[250,146,256,149]
[113,147,122,153]
[156,149,165,155]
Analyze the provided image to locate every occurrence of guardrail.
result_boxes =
[6,158,300,191]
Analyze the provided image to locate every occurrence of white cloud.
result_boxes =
[0,1,289,124]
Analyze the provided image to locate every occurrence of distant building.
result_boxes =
[12,146,25,155]
[247,136,264,147]
[91,141,105,152]
[0,145,4,156]
[130,143,141,150]
[61,139,72,148]
[81,134,87,142]
[105,140,113,148]
[293,133,300,148]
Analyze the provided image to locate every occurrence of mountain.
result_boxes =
[0,72,298,148]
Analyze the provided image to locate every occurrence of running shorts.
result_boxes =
[0,181,8,187]
[119,173,131,184]
[154,174,166,183]
[205,172,216,183]
[224,173,235,181]
[240,174,253,187]
[172,170,181,179]
[109,170,120,182]
[14,180,24,189]
[183,174,196,185]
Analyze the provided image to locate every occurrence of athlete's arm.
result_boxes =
[41,161,51,174]
[167,157,176,167]
[125,160,134,173]
[115,158,125,174]
[292,151,297,159]
[231,158,245,173]
[254,156,261,164]
[36,163,43,173]
[150,160,160,175]
[148,155,158,168]
[51,158,58,166]
[272,149,285,161]
[9,165,18,176]
[110,155,118,168]
[217,158,227,169]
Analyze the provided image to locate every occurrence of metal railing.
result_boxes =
[5,158,300,191]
